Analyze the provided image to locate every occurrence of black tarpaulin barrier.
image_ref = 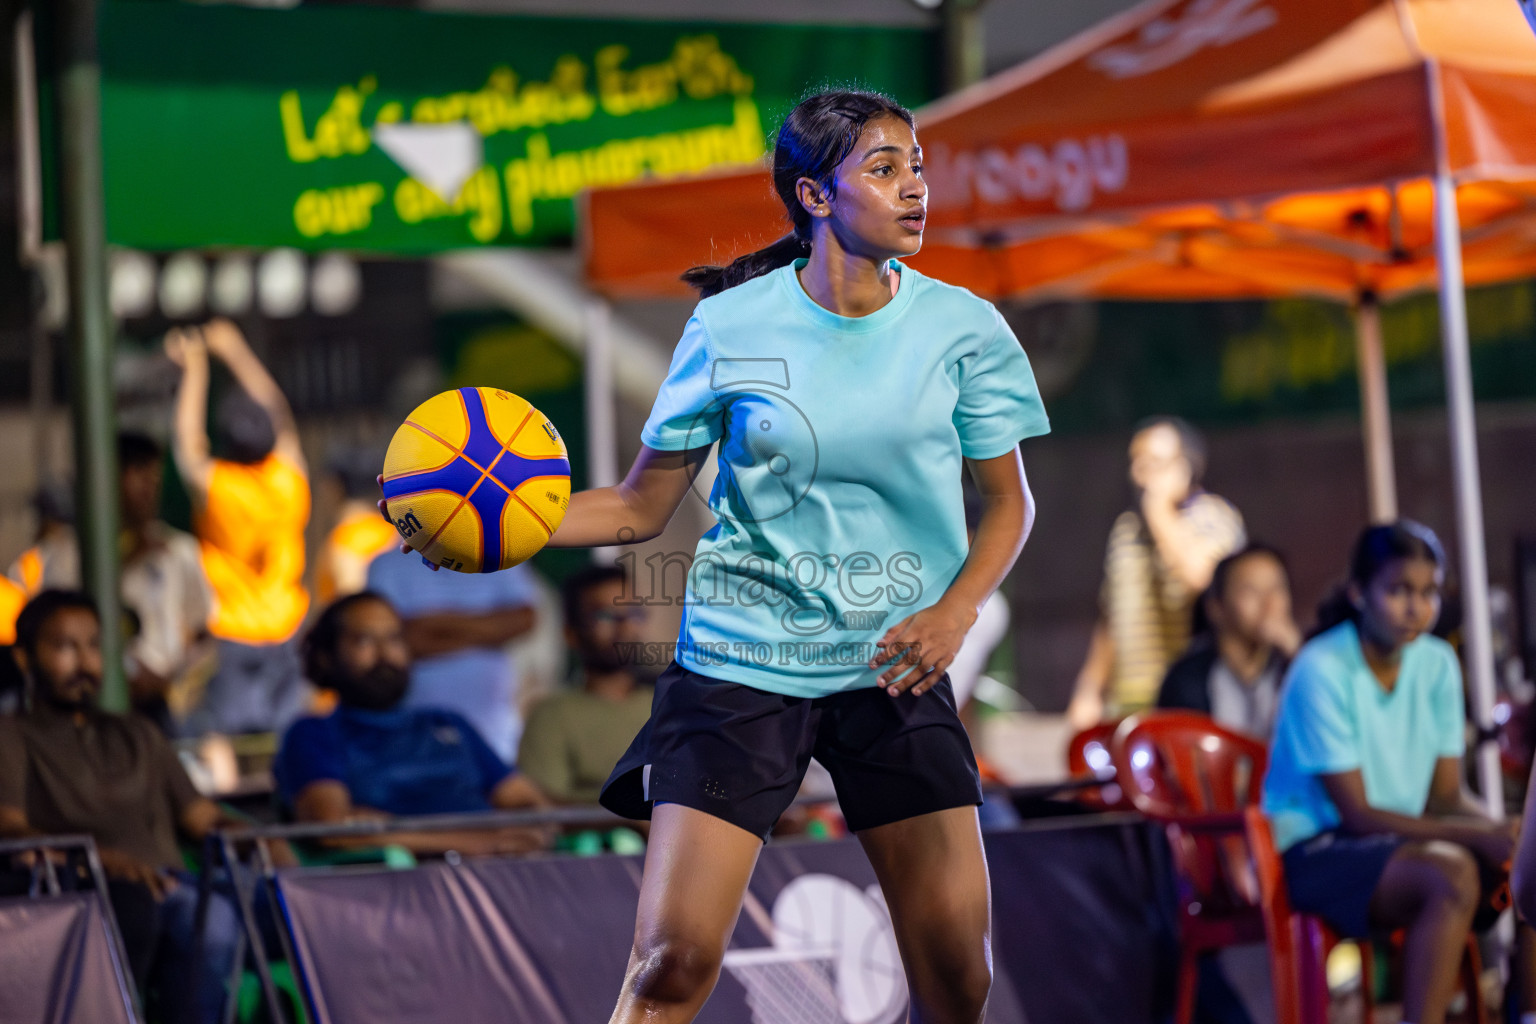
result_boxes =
[275,816,1181,1024]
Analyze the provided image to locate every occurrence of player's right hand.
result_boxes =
[99,849,178,901]
[163,326,206,368]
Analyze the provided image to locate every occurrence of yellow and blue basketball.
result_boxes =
[381,387,570,573]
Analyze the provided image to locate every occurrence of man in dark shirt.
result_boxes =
[0,590,242,1024]
[1157,544,1301,741]
[275,592,548,857]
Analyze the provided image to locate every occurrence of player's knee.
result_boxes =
[625,934,721,1006]
[947,955,993,1022]
[1413,841,1480,914]
[913,939,992,1022]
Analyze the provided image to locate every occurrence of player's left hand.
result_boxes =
[870,599,978,698]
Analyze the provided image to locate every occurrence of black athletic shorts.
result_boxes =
[600,659,983,840]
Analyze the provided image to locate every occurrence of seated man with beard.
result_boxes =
[274,592,549,857]
[0,590,244,1024]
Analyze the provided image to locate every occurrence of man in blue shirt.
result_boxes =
[275,592,547,857]
[365,549,540,762]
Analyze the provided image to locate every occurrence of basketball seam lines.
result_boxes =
[385,423,458,478]
[507,489,553,539]
[398,419,493,477]
[506,407,537,448]
[418,448,505,568]
[498,408,554,463]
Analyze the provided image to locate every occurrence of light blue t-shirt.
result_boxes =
[1261,621,1465,852]
[365,550,540,762]
[641,259,1050,697]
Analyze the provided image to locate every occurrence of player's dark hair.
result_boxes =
[1312,520,1445,634]
[32,480,74,526]
[14,589,99,660]
[560,563,629,630]
[303,591,393,687]
[1208,543,1290,604]
[216,390,276,465]
[117,431,162,470]
[682,90,915,298]
[1133,415,1208,489]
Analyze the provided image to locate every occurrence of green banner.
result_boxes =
[1029,281,1536,433]
[63,2,933,252]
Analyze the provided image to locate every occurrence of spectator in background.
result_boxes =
[1264,522,1532,1024]
[0,590,244,1024]
[6,481,79,598]
[0,576,25,649]
[0,439,217,730]
[1,485,76,711]
[366,550,539,763]
[0,583,25,713]
[1067,417,1245,730]
[1157,544,1300,741]
[519,564,652,804]
[167,319,311,736]
[117,432,214,730]
[314,449,397,606]
[275,592,547,856]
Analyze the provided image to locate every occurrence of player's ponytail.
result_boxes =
[682,89,915,298]
[681,233,811,298]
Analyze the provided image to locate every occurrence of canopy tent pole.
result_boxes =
[1353,291,1397,523]
[1433,170,1503,815]
[57,0,125,710]
[584,297,619,565]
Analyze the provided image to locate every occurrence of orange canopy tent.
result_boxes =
[584,0,1536,302]
[581,0,1536,810]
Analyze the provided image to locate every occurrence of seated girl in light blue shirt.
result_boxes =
[1262,521,1522,1024]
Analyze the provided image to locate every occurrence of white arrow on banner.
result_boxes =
[373,121,484,202]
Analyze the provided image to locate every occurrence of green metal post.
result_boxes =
[56,0,124,710]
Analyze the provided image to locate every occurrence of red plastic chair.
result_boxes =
[1245,806,1486,1024]
[1066,718,1125,809]
[1112,711,1269,1024]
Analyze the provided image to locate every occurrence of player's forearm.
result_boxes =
[1142,499,1217,592]
[939,489,1029,622]
[403,607,536,658]
[172,352,212,486]
[1336,802,1489,847]
[546,484,664,548]
[1427,787,1492,821]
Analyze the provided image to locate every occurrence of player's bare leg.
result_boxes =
[859,806,992,1024]
[609,803,763,1024]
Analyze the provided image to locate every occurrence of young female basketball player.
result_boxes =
[545,90,1049,1023]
